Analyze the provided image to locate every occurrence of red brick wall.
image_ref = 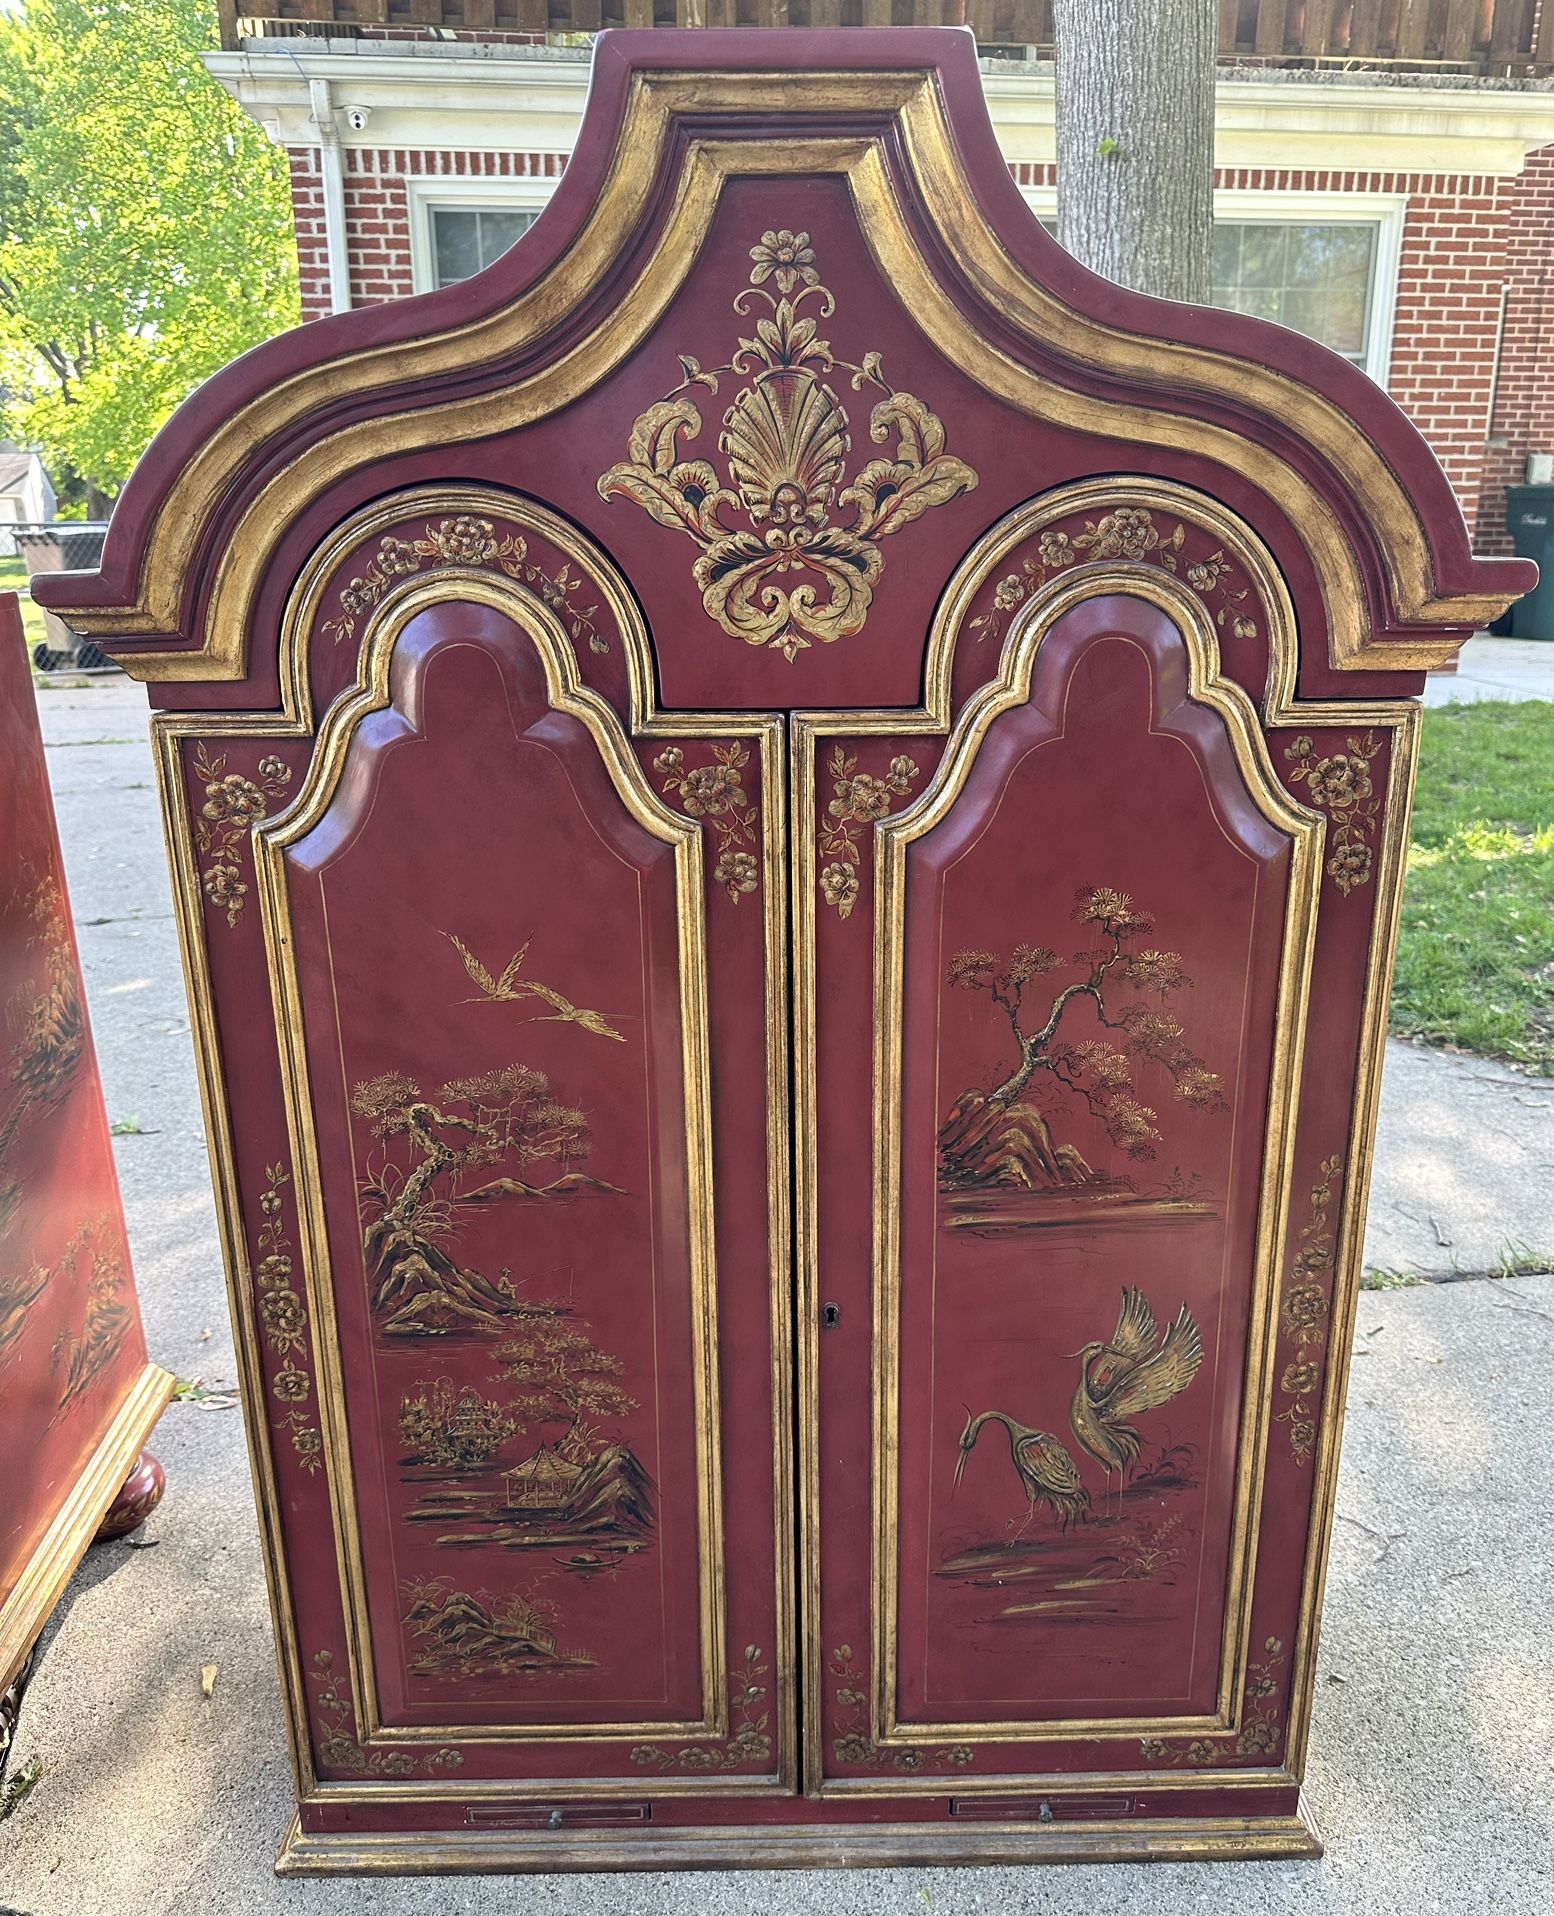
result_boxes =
[288,148,331,322]
[1011,159,1523,533]
[290,144,1554,549]
[1385,174,1511,534]
[342,150,412,309]
[1478,142,1554,552]
[288,146,566,321]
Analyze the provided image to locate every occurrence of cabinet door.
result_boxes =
[254,590,792,1792]
[801,591,1320,1793]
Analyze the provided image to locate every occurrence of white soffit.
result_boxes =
[205,46,1554,179]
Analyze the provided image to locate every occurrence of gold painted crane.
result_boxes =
[447,933,627,1043]
[953,1409,1091,1534]
[1067,1287,1203,1516]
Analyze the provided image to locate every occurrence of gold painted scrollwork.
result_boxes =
[1140,1636,1287,1767]
[828,1646,973,1774]
[190,744,292,929]
[255,1161,322,1476]
[599,228,978,662]
[321,514,608,657]
[1276,1155,1342,1465]
[816,744,920,920]
[309,1650,461,1777]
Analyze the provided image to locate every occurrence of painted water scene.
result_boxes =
[348,927,656,1577]
[398,1347,657,1572]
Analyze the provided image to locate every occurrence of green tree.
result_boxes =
[0,0,299,511]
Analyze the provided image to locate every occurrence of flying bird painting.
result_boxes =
[446,932,627,1043]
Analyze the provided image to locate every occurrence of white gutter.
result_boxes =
[308,76,352,315]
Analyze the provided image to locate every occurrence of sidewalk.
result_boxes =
[1424,634,1554,707]
[4,675,1551,1916]
[1364,1041,1554,1279]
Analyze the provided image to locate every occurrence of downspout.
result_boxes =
[308,77,352,316]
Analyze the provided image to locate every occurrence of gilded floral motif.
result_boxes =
[322,516,608,656]
[655,743,761,903]
[309,1650,461,1777]
[1141,1637,1286,1768]
[630,1645,772,1772]
[1276,1154,1342,1465]
[598,229,978,661]
[816,747,919,920]
[828,1645,973,1772]
[971,507,1261,649]
[258,1286,305,1355]
[1284,732,1382,894]
[191,744,292,929]
[271,1357,311,1404]
[255,1162,322,1475]
[749,228,817,293]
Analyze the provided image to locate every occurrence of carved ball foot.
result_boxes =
[93,1449,166,1543]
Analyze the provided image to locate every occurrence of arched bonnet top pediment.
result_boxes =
[35,26,1531,690]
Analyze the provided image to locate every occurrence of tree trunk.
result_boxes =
[1053,0,1217,304]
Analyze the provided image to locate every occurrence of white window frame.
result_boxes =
[1019,186,1405,388]
[406,174,562,296]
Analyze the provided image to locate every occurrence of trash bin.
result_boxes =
[16,523,112,671]
[1505,485,1554,639]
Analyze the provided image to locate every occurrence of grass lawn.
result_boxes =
[1392,699,1554,1074]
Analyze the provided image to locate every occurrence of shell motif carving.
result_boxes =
[599,228,979,662]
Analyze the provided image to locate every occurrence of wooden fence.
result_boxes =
[220,0,1554,72]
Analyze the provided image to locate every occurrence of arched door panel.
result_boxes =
[802,589,1319,1787]
[254,592,790,1784]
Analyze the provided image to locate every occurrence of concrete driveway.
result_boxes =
[3,674,1551,1916]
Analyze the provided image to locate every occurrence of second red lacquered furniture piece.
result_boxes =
[0,595,173,1738]
[36,28,1531,1874]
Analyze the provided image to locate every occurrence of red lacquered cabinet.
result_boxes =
[36,30,1530,1875]
[0,597,173,1721]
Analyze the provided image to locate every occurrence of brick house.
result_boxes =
[208,3,1554,553]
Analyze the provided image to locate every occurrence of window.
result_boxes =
[1211,223,1374,367]
[428,206,538,289]
[1021,190,1403,386]
[405,177,561,296]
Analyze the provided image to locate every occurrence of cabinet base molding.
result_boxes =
[0,1364,176,1693]
[276,1800,1323,1875]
